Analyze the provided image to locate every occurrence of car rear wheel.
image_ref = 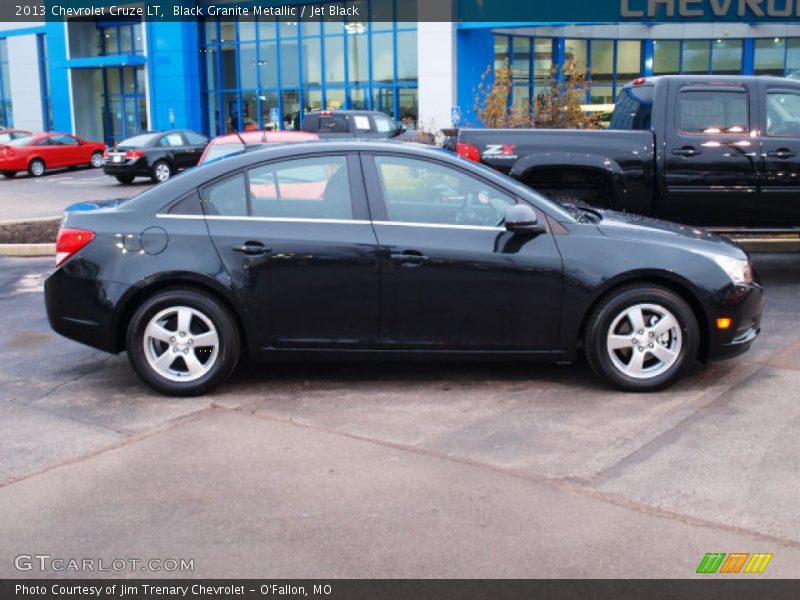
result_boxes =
[28,159,45,177]
[126,289,240,396]
[116,175,135,185]
[2,171,15,178]
[90,151,105,168]
[151,160,172,183]
[584,285,699,392]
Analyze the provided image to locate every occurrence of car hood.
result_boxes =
[595,210,747,259]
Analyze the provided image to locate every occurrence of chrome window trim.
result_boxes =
[156,214,507,232]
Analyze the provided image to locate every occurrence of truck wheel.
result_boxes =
[28,159,46,177]
[584,285,698,392]
[126,289,240,396]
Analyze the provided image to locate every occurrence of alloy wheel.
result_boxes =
[155,163,171,182]
[143,306,219,382]
[605,303,682,380]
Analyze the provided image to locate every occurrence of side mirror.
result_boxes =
[394,122,407,136]
[505,204,545,234]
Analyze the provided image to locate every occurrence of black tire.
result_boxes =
[2,171,15,178]
[116,175,135,185]
[151,160,172,183]
[126,289,240,396]
[584,285,699,392]
[28,159,45,177]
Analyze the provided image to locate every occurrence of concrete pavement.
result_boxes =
[0,255,799,578]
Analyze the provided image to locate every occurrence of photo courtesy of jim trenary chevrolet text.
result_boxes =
[0,0,799,597]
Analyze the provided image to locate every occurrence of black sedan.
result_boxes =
[46,141,762,396]
[102,130,209,184]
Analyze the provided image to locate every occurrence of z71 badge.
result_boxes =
[483,144,518,159]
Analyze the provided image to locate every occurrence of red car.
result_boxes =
[198,130,318,165]
[0,132,106,178]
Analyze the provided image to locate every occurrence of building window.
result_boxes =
[0,39,11,128]
[711,39,742,74]
[755,38,787,75]
[201,0,418,135]
[653,40,680,74]
[69,20,144,58]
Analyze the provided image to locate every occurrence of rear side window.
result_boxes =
[184,132,208,145]
[202,174,248,216]
[766,91,800,137]
[248,156,353,220]
[677,89,748,134]
[353,115,371,131]
[160,133,185,147]
[319,115,350,133]
[610,86,653,130]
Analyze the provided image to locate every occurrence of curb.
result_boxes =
[0,243,55,257]
[0,216,60,226]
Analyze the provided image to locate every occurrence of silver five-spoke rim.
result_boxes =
[155,163,171,182]
[91,152,105,167]
[143,306,219,382]
[606,303,682,380]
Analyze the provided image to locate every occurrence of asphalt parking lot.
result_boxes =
[1,251,799,578]
[0,167,154,222]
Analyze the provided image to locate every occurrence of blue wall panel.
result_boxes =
[146,21,202,132]
[456,27,495,127]
[45,22,72,133]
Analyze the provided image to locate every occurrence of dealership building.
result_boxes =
[1,1,800,144]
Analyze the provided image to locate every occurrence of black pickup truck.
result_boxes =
[453,75,800,230]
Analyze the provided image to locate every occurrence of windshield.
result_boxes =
[200,142,246,164]
[7,135,38,146]
[117,133,160,147]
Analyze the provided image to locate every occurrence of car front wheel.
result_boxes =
[584,285,699,392]
[126,289,240,396]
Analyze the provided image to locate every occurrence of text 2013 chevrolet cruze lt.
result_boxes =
[45,141,762,396]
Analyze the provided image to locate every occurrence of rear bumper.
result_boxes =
[706,282,763,361]
[103,159,149,177]
[45,266,125,354]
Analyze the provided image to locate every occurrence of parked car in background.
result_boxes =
[0,129,32,144]
[45,141,761,396]
[0,132,105,178]
[452,75,800,231]
[198,130,319,165]
[103,130,209,184]
[301,110,407,139]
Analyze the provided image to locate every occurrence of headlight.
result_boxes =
[707,254,753,285]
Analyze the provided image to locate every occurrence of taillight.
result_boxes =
[633,77,647,86]
[125,150,144,159]
[456,142,481,162]
[55,227,95,267]
[103,150,109,159]
[0,146,11,158]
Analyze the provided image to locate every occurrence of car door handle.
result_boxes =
[233,242,271,256]
[767,148,797,159]
[671,146,701,157]
[390,250,429,267]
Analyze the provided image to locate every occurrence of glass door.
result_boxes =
[103,66,148,146]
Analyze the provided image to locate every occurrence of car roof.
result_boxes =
[210,130,319,144]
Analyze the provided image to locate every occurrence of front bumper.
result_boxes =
[706,282,763,361]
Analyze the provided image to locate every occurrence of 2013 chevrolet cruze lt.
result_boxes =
[45,141,762,396]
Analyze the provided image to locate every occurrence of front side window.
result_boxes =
[677,89,748,134]
[51,135,80,146]
[373,156,516,227]
[248,156,353,220]
[766,91,800,137]
[373,114,394,133]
